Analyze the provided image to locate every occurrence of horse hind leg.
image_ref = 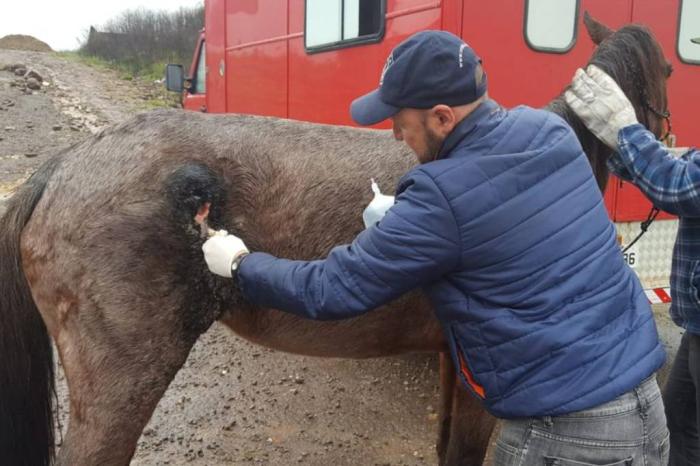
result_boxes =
[22,264,204,465]
[21,200,227,464]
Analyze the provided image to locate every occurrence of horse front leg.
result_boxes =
[437,352,457,462]
[441,373,496,466]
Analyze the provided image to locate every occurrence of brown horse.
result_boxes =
[0,14,672,466]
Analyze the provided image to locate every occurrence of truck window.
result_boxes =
[305,0,385,52]
[678,0,700,64]
[192,42,207,94]
[525,0,579,53]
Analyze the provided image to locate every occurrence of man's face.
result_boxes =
[391,108,445,164]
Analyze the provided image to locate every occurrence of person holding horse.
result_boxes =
[567,64,695,466]
[203,30,669,464]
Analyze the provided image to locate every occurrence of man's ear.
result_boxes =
[430,105,457,134]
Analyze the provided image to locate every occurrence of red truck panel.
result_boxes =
[224,0,288,117]
[205,0,227,113]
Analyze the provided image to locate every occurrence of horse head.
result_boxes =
[550,12,673,192]
[584,12,673,143]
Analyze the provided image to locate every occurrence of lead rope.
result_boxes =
[621,206,660,253]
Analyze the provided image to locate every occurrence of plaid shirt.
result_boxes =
[610,124,700,333]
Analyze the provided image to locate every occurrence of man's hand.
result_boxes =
[565,65,638,151]
[202,230,249,278]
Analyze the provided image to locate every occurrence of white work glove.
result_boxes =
[565,65,638,151]
[202,230,249,278]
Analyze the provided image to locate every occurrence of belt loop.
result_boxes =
[543,415,553,429]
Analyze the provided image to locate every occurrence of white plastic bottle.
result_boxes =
[362,179,395,229]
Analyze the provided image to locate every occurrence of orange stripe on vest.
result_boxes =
[458,352,486,399]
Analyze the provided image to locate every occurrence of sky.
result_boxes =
[0,0,203,51]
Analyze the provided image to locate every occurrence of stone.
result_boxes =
[26,77,41,90]
[25,70,43,82]
[52,125,62,131]
[14,67,27,76]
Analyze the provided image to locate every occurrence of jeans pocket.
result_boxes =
[543,456,633,466]
[494,440,520,466]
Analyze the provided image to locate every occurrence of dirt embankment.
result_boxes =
[0,34,53,52]
[0,47,443,465]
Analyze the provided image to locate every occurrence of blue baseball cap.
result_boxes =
[350,30,488,126]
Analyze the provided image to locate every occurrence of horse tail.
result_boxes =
[0,155,62,466]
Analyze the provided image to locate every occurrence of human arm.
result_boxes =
[614,126,700,217]
[566,65,700,216]
[203,170,461,319]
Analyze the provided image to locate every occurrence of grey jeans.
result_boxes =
[494,376,669,466]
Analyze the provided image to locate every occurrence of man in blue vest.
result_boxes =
[204,31,668,464]
[567,64,694,466]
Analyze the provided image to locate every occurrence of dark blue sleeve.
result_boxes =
[236,170,461,320]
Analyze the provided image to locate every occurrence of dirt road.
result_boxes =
[0,49,443,465]
[0,49,681,466]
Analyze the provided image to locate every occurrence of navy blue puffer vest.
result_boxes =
[422,100,665,417]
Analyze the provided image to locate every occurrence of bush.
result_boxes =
[79,4,204,78]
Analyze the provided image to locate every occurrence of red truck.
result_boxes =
[166,0,700,296]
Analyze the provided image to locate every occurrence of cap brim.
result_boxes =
[350,89,399,126]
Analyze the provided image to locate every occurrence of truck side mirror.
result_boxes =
[165,64,184,93]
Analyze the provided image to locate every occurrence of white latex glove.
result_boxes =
[564,65,638,151]
[202,230,249,278]
[362,179,395,229]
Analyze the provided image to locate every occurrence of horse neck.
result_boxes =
[546,95,613,193]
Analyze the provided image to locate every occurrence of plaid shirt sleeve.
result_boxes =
[613,123,700,217]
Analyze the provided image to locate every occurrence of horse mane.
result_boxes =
[547,22,670,193]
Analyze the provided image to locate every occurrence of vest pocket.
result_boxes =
[450,324,487,399]
[543,456,632,466]
[456,348,486,398]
